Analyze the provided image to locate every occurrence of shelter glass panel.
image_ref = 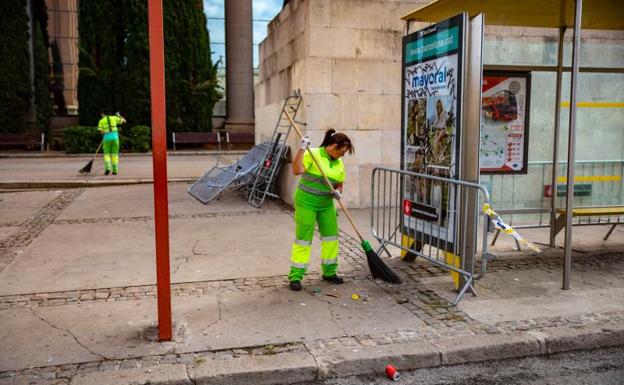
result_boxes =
[483,26,559,67]
[562,29,624,69]
[558,72,624,162]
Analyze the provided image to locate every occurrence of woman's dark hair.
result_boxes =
[320,129,354,155]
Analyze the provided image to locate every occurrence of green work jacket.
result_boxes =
[295,147,345,209]
[98,115,123,141]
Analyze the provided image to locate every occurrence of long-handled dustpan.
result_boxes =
[284,111,401,284]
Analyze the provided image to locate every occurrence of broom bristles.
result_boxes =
[366,249,401,283]
[361,240,401,283]
[79,159,93,174]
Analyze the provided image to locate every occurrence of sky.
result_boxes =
[203,0,283,69]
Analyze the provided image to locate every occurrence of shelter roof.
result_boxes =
[402,0,624,30]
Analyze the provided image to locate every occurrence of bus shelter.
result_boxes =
[402,0,624,289]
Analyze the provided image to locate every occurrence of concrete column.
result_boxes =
[224,0,254,133]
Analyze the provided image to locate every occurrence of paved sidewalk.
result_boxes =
[0,152,243,189]
[0,155,623,384]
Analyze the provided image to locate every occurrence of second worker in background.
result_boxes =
[97,110,126,175]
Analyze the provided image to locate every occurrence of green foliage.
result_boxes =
[122,125,151,152]
[77,0,118,126]
[33,9,53,138]
[64,124,151,153]
[63,126,100,153]
[163,0,222,133]
[0,1,53,135]
[78,0,221,136]
[0,0,32,133]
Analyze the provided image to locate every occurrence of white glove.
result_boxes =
[331,190,342,200]
[299,136,310,150]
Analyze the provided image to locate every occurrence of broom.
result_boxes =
[79,140,103,175]
[284,110,401,284]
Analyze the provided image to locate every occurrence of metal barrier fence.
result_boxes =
[483,159,624,228]
[371,167,493,306]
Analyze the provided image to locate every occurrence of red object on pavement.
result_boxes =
[148,0,172,342]
[385,364,400,381]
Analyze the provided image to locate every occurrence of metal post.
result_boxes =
[549,27,566,247]
[148,0,172,341]
[563,0,583,290]
[459,13,484,290]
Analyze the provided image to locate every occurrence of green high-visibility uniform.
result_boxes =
[289,147,345,282]
[97,115,123,173]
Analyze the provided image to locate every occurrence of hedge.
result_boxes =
[64,125,151,153]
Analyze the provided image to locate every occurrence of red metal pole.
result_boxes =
[147,0,172,341]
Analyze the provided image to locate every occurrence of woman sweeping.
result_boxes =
[288,129,354,291]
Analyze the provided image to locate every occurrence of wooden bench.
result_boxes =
[223,132,255,149]
[0,133,44,152]
[554,206,624,240]
[172,132,222,150]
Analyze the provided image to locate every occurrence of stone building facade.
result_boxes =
[255,0,424,208]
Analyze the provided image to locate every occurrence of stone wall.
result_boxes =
[255,0,425,208]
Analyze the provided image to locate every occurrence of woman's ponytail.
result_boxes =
[320,129,337,148]
[319,129,354,155]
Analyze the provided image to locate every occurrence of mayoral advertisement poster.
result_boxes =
[401,14,466,250]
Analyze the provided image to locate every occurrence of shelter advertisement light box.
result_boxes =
[480,71,531,174]
[401,13,466,251]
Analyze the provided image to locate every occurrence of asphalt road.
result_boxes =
[298,347,624,385]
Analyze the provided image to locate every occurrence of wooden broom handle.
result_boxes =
[284,110,364,241]
[93,140,104,159]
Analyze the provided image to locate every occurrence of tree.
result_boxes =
[32,0,53,137]
[162,0,221,133]
[77,0,120,126]
[0,1,33,133]
[0,1,53,135]
[78,0,221,135]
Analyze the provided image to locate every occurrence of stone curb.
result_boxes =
[314,341,441,379]
[0,178,196,189]
[191,351,317,385]
[529,323,624,354]
[70,364,191,385]
[186,323,624,385]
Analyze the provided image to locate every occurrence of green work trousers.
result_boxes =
[288,193,340,282]
[103,139,120,173]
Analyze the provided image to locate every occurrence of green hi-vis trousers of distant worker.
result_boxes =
[103,139,120,173]
[288,192,339,282]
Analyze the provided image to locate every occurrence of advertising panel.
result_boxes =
[480,71,531,174]
[401,14,466,251]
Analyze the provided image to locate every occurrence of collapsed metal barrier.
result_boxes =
[371,167,494,306]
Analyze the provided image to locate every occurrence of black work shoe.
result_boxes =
[104,170,110,175]
[289,281,302,291]
[322,275,344,284]
[112,171,118,175]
